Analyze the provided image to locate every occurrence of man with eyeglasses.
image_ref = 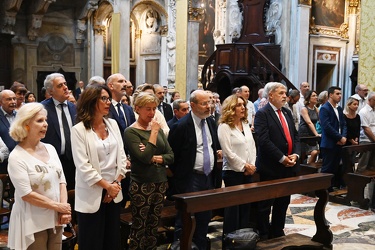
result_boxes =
[167,99,190,128]
[352,84,369,112]
[168,90,220,249]
[41,73,77,190]
[0,90,18,173]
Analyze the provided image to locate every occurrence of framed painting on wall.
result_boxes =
[311,0,348,38]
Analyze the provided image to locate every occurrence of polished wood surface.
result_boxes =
[173,173,333,250]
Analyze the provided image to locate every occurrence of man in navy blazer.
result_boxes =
[167,99,189,128]
[0,90,18,173]
[41,73,77,190]
[154,84,174,122]
[319,86,347,190]
[106,73,135,206]
[254,82,300,240]
[169,90,220,249]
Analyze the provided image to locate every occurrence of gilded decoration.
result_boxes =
[188,0,205,22]
[298,0,312,6]
[310,0,349,38]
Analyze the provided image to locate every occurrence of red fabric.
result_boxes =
[277,109,293,155]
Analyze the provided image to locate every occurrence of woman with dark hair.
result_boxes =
[170,91,180,104]
[25,92,36,103]
[124,92,174,250]
[10,81,27,110]
[218,94,257,235]
[71,84,128,250]
[299,90,320,164]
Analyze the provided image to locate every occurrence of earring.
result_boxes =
[25,125,30,131]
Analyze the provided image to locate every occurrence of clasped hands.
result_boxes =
[244,163,256,176]
[282,154,298,167]
[56,202,71,225]
[103,181,121,203]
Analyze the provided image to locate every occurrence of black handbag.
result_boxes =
[223,228,259,250]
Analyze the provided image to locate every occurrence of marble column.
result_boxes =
[116,0,130,77]
[358,0,375,90]
[92,26,104,77]
[292,1,311,86]
[175,0,189,100]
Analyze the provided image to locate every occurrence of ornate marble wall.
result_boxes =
[358,0,375,90]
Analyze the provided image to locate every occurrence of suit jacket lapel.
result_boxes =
[0,112,10,128]
[267,104,285,139]
[46,99,62,139]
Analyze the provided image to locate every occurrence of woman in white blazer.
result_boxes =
[71,84,128,250]
[218,94,257,236]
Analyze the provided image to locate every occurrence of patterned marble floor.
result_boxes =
[159,194,375,249]
[1,194,374,249]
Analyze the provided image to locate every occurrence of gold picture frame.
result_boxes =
[310,0,349,39]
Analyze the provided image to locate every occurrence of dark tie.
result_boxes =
[277,109,293,155]
[158,104,164,115]
[59,103,72,160]
[116,103,127,130]
[201,119,211,175]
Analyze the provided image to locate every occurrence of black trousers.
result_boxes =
[174,172,213,250]
[77,190,121,250]
[222,170,253,235]
[257,174,290,239]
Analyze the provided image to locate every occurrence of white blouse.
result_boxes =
[7,143,66,250]
[218,122,257,172]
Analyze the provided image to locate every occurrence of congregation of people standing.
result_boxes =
[3,75,375,249]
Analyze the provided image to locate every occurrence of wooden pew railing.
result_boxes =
[173,173,333,250]
[333,143,375,209]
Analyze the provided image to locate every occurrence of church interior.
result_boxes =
[0,0,375,249]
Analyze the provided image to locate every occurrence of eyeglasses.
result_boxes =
[196,101,212,106]
[100,96,112,102]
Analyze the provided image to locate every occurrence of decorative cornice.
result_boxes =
[310,22,349,39]
[349,0,360,14]
[93,24,105,36]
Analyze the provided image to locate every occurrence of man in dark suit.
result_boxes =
[106,73,136,206]
[169,90,220,250]
[41,73,77,190]
[154,84,173,122]
[254,82,300,240]
[319,86,347,190]
[167,99,189,128]
[0,90,18,173]
[74,80,85,100]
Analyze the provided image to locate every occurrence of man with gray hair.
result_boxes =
[87,75,106,86]
[167,99,190,128]
[239,85,255,127]
[352,84,369,112]
[254,82,300,240]
[41,73,77,190]
[0,90,17,173]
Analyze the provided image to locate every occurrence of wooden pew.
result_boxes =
[173,173,333,250]
[299,136,322,175]
[332,143,375,209]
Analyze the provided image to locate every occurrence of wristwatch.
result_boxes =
[113,180,121,186]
